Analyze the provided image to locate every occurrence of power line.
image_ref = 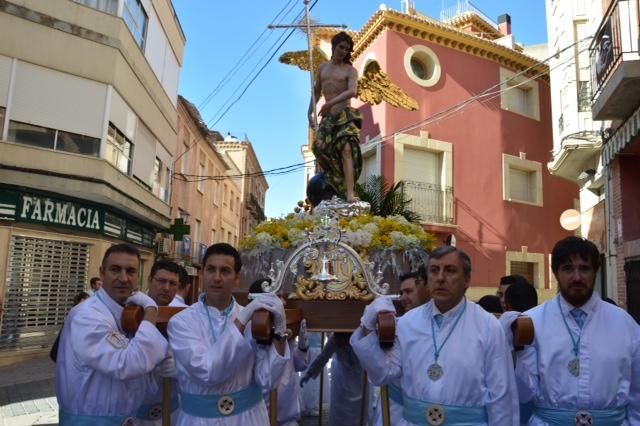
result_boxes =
[175,37,590,184]
[207,0,319,127]
[197,0,298,110]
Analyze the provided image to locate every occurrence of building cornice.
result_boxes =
[353,10,549,83]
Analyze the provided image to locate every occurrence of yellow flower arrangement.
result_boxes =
[240,213,437,253]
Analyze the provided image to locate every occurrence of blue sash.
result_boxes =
[180,382,262,418]
[135,395,179,420]
[403,393,488,426]
[59,410,133,425]
[388,384,403,405]
[534,406,627,426]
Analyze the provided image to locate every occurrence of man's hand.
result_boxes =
[319,102,332,117]
[156,350,176,378]
[126,292,158,311]
[298,319,309,351]
[253,293,286,335]
[361,297,396,332]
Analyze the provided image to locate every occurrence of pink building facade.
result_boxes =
[347,9,577,293]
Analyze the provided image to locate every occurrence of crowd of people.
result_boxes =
[51,235,640,425]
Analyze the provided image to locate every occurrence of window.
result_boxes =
[0,107,5,139]
[153,158,161,184]
[227,231,232,243]
[403,45,441,87]
[211,228,216,244]
[506,248,545,289]
[106,123,133,174]
[223,184,228,205]
[577,81,591,112]
[181,142,190,175]
[500,68,540,120]
[197,162,205,193]
[194,219,201,243]
[214,177,220,206]
[230,193,234,211]
[123,0,148,49]
[8,120,100,156]
[73,0,118,14]
[502,153,543,206]
[395,132,454,225]
[163,165,171,203]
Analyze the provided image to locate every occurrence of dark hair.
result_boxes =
[73,291,90,306]
[429,246,472,279]
[149,260,180,281]
[202,243,242,272]
[477,295,503,314]
[504,280,538,312]
[551,236,600,275]
[500,274,530,287]
[249,277,271,294]
[90,277,101,286]
[331,31,354,64]
[416,264,428,284]
[399,271,419,283]
[178,266,191,290]
[101,243,140,269]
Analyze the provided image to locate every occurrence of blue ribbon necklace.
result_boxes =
[202,298,234,344]
[557,297,582,377]
[427,298,467,381]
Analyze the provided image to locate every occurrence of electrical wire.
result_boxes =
[197,0,299,110]
[174,35,592,183]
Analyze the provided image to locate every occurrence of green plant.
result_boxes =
[356,175,421,223]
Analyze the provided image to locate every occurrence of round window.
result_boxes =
[404,45,441,87]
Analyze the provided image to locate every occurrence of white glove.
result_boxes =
[126,291,157,310]
[361,297,396,331]
[156,350,176,378]
[256,293,286,335]
[297,319,309,351]
[236,297,268,326]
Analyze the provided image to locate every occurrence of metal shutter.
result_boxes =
[0,236,89,351]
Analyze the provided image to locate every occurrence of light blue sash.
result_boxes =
[534,406,627,426]
[59,410,133,425]
[403,393,488,426]
[388,384,403,405]
[180,382,262,418]
[135,395,179,420]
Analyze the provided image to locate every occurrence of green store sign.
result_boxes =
[0,189,155,247]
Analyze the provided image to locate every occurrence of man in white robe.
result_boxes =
[371,268,431,426]
[514,236,640,425]
[169,265,190,307]
[168,243,290,425]
[351,245,518,426]
[56,243,168,425]
[137,260,182,425]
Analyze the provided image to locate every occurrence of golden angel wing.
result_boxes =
[357,64,419,111]
[279,47,329,76]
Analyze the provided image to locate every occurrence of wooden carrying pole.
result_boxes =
[269,389,278,426]
[380,385,391,426]
[162,378,172,426]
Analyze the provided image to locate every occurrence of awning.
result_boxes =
[603,103,640,166]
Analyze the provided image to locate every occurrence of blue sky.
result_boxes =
[172,0,548,218]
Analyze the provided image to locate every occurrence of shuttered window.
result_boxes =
[0,236,89,351]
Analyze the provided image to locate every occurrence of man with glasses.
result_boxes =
[514,237,640,425]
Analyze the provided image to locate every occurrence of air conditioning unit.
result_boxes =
[157,237,172,256]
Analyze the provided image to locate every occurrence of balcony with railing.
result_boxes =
[590,0,640,120]
[404,181,455,225]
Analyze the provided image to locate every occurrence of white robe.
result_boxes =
[264,341,309,425]
[371,379,403,426]
[351,298,518,426]
[56,288,168,417]
[516,293,640,425]
[169,295,187,307]
[168,299,290,425]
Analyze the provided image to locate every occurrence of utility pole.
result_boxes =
[268,0,346,131]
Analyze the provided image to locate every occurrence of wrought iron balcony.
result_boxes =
[590,0,640,120]
[404,180,455,225]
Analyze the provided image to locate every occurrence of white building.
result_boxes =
[0,0,185,362]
